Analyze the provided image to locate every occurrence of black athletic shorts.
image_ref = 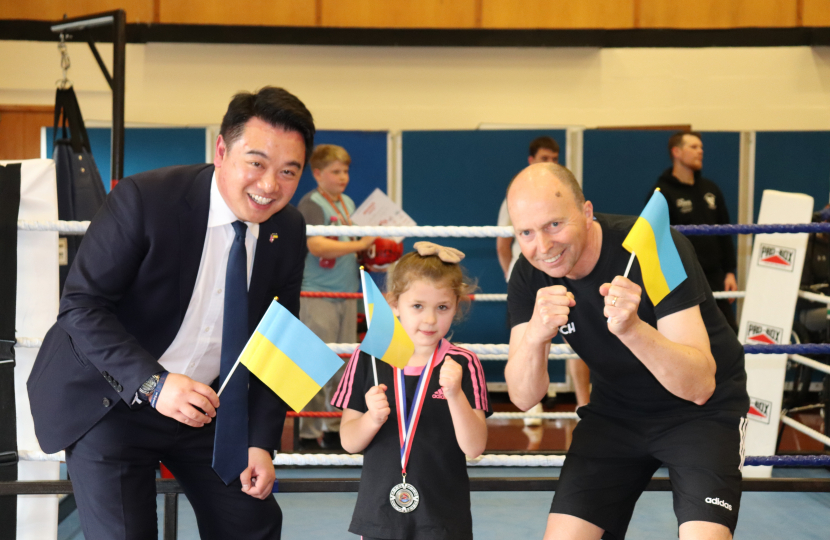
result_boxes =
[551,406,748,540]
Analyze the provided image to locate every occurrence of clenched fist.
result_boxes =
[365,384,390,426]
[439,357,463,399]
[527,285,575,344]
[600,275,642,336]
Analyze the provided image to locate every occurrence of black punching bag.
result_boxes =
[53,87,107,293]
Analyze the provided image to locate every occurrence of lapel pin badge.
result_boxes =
[269,233,278,243]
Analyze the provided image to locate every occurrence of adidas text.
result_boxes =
[705,497,732,511]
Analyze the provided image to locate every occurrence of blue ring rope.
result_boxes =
[744,455,830,466]
[676,223,830,235]
[744,343,830,355]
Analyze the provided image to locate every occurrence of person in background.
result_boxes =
[650,130,739,333]
[497,136,591,416]
[296,144,375,451]
[497,136,560,282]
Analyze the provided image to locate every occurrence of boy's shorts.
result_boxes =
[550,406,747,540]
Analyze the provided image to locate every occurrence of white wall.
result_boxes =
[1,40,829,131]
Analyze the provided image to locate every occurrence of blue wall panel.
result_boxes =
[46,128,389,206]
[401,129,567,382]
[582,130,740,224]
[754,132,830,221]
[47,127,207,193]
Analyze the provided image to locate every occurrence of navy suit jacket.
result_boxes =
[28,164,307,454]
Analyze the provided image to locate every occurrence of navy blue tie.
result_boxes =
[212,220,250,485]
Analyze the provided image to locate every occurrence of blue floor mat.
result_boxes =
[58,466,830,540]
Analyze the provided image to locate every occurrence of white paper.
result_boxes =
[352,188,416,242]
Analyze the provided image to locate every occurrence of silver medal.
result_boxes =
[389,482,420,513]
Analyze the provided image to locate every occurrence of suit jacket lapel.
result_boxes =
[248,218,280,333]
[178,167,213,323]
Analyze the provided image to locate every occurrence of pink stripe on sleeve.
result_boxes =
[332,348,361,409]
[450,345,488,411]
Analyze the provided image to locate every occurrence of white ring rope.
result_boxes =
[491,412,578,420]
[328,342,575,360]
[713,291,745,299]
[478,354,580,360]
[16,337,830,366]
[466,454,567,467]
[17,219,90,234]
[17,450,569,467]
[18,449,65,462]
[780,415,830,447]
[11,337,578,360]
[713,290,830,305]
[17,220,516,238]
[797,289,830,305]
[469,294,507,301]
[788,354,830,376]
[308,225,515,238]
[14,337,43,348]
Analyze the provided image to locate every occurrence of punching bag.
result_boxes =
[53,87,107,293]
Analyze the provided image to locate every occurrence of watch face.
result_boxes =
[140,375,159,394]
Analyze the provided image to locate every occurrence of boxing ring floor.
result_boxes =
[56,465,830,540]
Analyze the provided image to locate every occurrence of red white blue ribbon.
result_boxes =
[393,344,440,474]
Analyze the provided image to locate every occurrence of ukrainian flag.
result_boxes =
[359,272,414,369]
[239,300,344,412]
[622,190,687,305]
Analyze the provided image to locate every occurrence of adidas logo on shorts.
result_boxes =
[705,497,732,511]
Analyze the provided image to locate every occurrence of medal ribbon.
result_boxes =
[393,344,441,474]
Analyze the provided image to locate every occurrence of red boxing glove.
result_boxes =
[363,238,403,272]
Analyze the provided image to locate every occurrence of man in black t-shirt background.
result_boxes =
[505,163,748,540]
[650,130,739,332]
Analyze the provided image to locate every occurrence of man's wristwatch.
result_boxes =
[139,373,161,400]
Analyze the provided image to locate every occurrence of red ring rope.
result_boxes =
[287,411,343,418]
[301,292,363,299]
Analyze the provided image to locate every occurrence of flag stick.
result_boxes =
[217,357,241,397]
[623,251,635,279]
[359,267,380,387]
[608,252,636,323]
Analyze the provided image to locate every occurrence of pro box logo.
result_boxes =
[748,396,772,424]
[746,322,783,345]
[758,244,795,271]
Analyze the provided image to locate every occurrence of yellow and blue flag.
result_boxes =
[622,189,687,305]
[239,300,343,412]
[359,271,414,369]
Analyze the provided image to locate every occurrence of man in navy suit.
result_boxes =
[27,87,315,539]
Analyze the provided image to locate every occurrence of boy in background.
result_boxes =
[297,144,375,450]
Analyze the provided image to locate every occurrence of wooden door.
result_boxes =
[0,105,54,160]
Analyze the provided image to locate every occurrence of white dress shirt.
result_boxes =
[157,173,259,384]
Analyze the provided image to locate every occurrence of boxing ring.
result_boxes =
[7,218,830,539]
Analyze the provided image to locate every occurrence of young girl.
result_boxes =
[332,241,491,540]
